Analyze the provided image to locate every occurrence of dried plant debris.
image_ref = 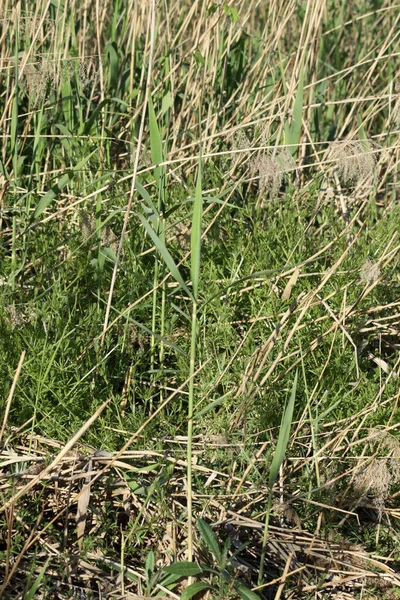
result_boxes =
[2,429,400,599]
[251,150,296,198]
[328,139,379,186]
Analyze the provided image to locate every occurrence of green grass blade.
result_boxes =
[180,582,212,600]
[148,95,163,190]
[135,178,159,223]
[163,561,203,577]
[268,370,298,489]
[236,584,260,600]
[145,550,155,581]
[190,161,202,300]
[137,212,192,300]
[24,558,50,600]
[34,149,97,218]
[106,41,119,91]
[198,518,222,565]
[194,390,233,419]
[283,64,305,157]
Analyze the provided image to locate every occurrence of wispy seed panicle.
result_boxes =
[21,57,94,103]
[251,150,295,199]
[360,259,380,284]
[328,139,379,186]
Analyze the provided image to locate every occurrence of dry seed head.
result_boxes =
[3,305,36,329]
[0,13,54,39]
[353,429,400,517]
[22,57,93,103]
[20,14,54,39]
[22,60,51,102]
[232,129,250,152]
[328,139,377,186]
[252,150,295,198]
[353,458,391,517]
[360,259,380,284]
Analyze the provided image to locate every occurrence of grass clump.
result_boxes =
[1,0,400,598]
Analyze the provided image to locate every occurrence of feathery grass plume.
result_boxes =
[21,57,59,103]
[81,213,119,254]
[21,59,53,103]
[19,13,54,39]
[328,139,378,187]
[353,430,400,519]
[232,129,250,152]
[77,57,96,90]
[21,57,92,104]
[220,129,250,173]
[3,305,36,329]
[360,259,380,284]
[251,149,295,199]
[0,13,54,40]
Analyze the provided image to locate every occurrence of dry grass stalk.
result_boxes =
[393,75,400,127]
[3,426,400,598]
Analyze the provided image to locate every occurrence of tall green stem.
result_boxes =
[187,299,198,562]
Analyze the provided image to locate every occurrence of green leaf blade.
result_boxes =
[163,561,203,577]
[198,518,222,565]
[268,370,298,489]
[137,212,193,300]
[236,583,260,600]
[191,161,202,300]
[148,96,164,189]
[180,582,212,600]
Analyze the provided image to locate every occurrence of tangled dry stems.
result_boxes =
[2,426,400,598]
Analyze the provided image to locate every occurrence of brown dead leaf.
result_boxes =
[282,267,300,301]
[76,458,92,550]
